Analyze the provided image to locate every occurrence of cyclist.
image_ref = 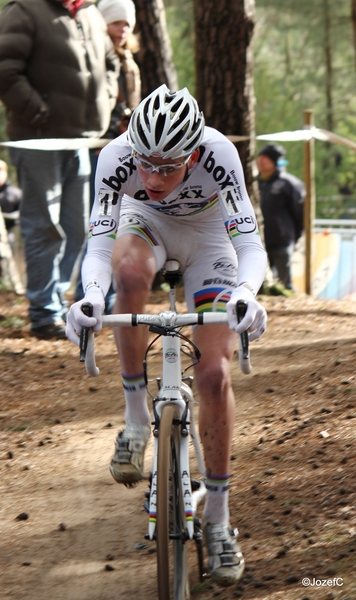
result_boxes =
[66,85,267,587]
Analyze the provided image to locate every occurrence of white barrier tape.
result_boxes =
[1,128,356,152]
[257,127,356,151]
[257,129,314,142]
[0,138,112,151]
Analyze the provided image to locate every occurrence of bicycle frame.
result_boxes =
[148,318,202,542]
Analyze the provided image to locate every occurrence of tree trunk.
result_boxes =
[133,0,178,98]
[352,0,356,68]
[193,0,257,203]
[323,0,333,132]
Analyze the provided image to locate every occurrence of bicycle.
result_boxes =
[79,259,251,600]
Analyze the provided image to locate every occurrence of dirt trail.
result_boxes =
[1,290,356,600]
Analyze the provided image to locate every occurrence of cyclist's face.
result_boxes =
[135,150,200,201]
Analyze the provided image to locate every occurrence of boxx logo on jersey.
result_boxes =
[199,145,238,191]
[175,186,204,201]
[102,156,137,193]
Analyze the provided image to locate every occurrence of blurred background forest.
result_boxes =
[1,0,356,218]
[165,0,356,219]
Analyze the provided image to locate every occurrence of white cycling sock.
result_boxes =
[202,474,230,526]
[122,372,151,426]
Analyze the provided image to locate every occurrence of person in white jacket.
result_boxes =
[66,85,268,587]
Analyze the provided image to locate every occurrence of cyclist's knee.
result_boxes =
[195,357,231,398]
[112,238,156,294]
[114,259,155,295]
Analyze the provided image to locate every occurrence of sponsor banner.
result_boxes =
[292,227,356,300]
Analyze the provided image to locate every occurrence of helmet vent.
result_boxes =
[137,115,150,150]
[184,132,202,153]
[163,125,188,154]
[170,97,183,114]
[168,103,189,135]
[155,113,167,146]
[153,95,160,111]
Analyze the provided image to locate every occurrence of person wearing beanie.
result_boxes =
[75,0,142,312]
[258,143,286,170]
[97,0,141,136]
[257,143,305,291]
[98,0,136,31]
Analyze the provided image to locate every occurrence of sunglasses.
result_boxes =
[132,151,191,176]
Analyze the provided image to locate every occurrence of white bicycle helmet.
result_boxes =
[128,84,205,160]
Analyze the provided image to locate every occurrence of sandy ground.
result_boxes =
[1,288,356,600]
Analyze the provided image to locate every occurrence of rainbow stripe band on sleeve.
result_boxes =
[124,223,159,247]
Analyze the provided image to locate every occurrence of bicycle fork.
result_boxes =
[147,331,206,541]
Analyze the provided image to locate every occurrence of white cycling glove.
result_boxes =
[65,287,105,346]
[226,286,267,342]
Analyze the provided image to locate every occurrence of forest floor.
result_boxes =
[0,286,356,600]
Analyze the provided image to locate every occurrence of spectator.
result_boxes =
[98,0,141,138]
[0,159,21,233]
[0,0,119,339]
[75,0,141,311]
[257,143,305,291]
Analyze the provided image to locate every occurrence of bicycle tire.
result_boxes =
[156,404,190,600]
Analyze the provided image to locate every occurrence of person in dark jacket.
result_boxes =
[0,0,119,339]
[257,143,305,291]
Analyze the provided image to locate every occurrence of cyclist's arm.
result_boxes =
[233,242,268,294]
[216,139,267,294]
[81,139,125,296]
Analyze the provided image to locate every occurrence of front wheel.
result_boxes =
[156,404,189,600]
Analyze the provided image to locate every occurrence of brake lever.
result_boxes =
[236,300,249,359]
[79,302,93,362]
[236,300,251,374]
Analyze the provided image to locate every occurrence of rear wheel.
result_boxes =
[156,404,189,599]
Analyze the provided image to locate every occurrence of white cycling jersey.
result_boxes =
[82,126,267,305]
